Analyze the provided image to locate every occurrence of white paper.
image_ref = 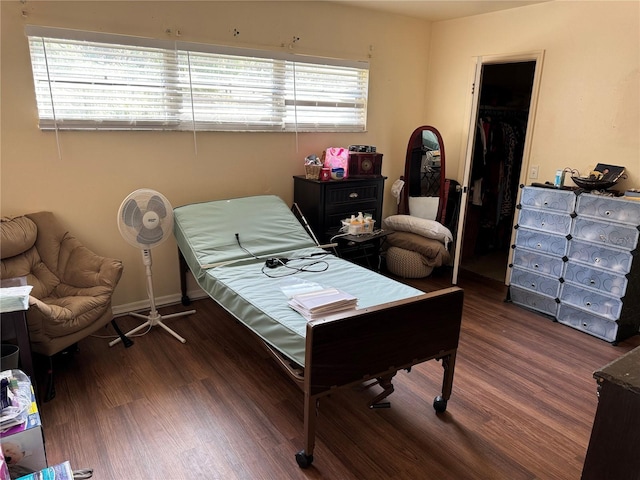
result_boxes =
[278,278,324,299]
[288,287,357,320]
[0,285,33,313]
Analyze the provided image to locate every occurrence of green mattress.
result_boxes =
[173,195,425,367]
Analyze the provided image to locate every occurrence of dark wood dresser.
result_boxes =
[581,346,640,479]
[293,175,386,244]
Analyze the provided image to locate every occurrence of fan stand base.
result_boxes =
[109,248,195,347]
[109,309,196,346]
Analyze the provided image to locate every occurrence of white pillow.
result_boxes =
[408,196,439,221]
[383,214,453,248]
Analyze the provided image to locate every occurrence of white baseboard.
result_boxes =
[112,287,208,317]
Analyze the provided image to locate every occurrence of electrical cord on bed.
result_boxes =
[236,233,260,259]
[261,258,329,278]
[235,233,330,277]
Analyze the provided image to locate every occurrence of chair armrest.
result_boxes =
[60,241,123,289]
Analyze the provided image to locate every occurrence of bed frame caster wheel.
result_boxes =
[433,395,448,413]
[295,450,313,468]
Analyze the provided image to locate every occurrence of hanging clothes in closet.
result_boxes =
[470,107,526,253]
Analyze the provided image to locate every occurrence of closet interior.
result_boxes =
[460,61,536,282]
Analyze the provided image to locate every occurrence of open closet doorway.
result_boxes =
[457,60,538,284]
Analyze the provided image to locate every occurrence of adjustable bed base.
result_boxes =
[173,195,464,468]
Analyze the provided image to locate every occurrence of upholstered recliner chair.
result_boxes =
[0,212,124,400]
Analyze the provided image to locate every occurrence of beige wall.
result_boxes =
[424,0,639,189]
[2,1,639,310]
[1,1,431,307]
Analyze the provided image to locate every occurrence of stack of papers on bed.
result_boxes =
[288,288,357,320]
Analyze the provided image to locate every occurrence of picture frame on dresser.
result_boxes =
[509,185,640,344]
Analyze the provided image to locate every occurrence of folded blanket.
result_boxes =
[384,231,451,267]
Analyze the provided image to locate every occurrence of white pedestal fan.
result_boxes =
[109,188,195,347]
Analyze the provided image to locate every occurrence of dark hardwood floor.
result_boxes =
[38,268,640,479]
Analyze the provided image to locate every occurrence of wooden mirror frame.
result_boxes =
[399,125,446,222]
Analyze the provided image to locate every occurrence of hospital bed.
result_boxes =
[173,195,464,468]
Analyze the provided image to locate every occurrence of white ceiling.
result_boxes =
[329,1,550,22]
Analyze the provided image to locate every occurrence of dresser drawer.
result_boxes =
[576,194,640,226]
[511,267,561,297]
[557,304,619,342]
[563,263,628,297]
[560,283,622,321]
[510,286,558,316]
[520,187,576,213]
[512,248,564,277]
[567,239,633,274]
[571,217,639,251]
[517,208,572,235]
[513,228,569,256]
[326,183,380,207]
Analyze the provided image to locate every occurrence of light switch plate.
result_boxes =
[529,165,539,179]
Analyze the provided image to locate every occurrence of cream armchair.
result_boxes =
[1,212,124,400]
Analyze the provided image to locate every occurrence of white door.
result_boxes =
[451,51,545,285]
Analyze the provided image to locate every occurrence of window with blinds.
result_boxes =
[26,26,369,132]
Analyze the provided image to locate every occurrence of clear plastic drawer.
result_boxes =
[557,304,618,342]
[511,267,561,297]
[517,208,572,235]
[572,217,639,251]
[559,283,622,321]
[567,239,633,274]
[513,228,569,256]
[512,248,564,278]
[510,286,558,316]
[563,262,628,297]
[576,194,640,226]
[520,187,576,213]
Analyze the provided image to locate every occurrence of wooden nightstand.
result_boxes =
[293,175,386,245]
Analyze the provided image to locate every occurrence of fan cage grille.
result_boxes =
[118,188,174,249]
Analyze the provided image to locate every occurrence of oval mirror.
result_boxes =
[399,126,446,223]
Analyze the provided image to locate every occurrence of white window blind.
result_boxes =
[26,26,369,132]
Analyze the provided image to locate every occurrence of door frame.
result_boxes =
[451,51,545,285]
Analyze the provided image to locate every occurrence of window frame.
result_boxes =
[25,26,370,133]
